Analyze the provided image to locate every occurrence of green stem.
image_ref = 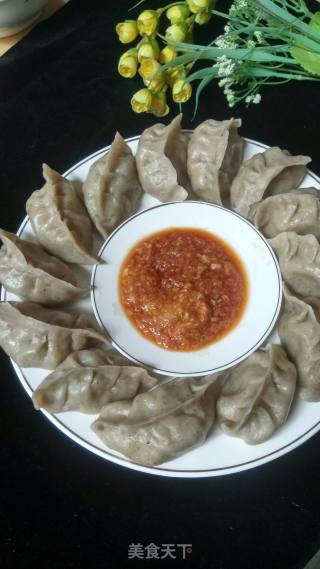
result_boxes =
[130,0,185,13]
[263,78,291,84]
[209,8,239,21]
[129,0,146,11]
[160,1,186,13]
[287,0,312,18]
[228,24,287,35]
[247,66,319,80]
[168,43,299,64]
[187,66,219,82]
[283,30,320,54]
[253,0,320,43]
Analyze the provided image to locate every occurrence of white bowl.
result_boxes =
[91,201,282,377]
[0,0,49,38]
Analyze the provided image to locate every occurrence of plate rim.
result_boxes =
[2,135,320,478]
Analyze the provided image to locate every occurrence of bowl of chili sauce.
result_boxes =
[91,202,282,377]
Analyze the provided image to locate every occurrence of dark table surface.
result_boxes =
[1,2,320,568]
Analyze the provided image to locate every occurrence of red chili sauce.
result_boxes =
[119,228,248,351]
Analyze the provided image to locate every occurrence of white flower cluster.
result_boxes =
[254,30,264,44]
[218,77,237,106]
[216,55,237,77]
[215,34,238,49]
[229,0,260,20]
[229,0,249,16]
[245,93,262,103]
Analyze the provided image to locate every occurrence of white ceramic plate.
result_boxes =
[2,135,320,478]
[92,201,282,376]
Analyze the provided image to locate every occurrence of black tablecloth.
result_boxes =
[1,2,320,568]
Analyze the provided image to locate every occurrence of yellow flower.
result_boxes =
[147,74,167,94]
[150,92,170,117]
[131,88,153,113]
[139,58,166,93]
[118,50,138,78]
[159,45,177,64]
[165,22,188,43]
[137,39,160,63]
[137,10,159,37]
[186,0,212,14]
[166,5,190,24]
[139,58,162,82]
[165,66,186,87]
[172,79,192,103]
[195,11,212,24]
[116,20,139,44]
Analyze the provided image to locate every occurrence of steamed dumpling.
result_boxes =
[230,147,311,217]
[249,188,320,238]
[26,164,97,264]
[82,133,142,239]
[217,344,296,444]
[0,302,107,369]
[269,232,320,300]
[33,349,158,414]
[278,286,320,402]
[187,118,245,205]
[92,377,216,466]
[136,115,190,202]
[0,229,86,305]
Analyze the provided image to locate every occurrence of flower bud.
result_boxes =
[165,66,186,87]
[186,0,212,14]
[131,88,153,113]
[139,58,166,93]
[147,74,167,94]
[159,45,177,64]
[139,58,162,82]
[172,79,192,103]
[150,92,170,117]
[137,10,159,37]
[116,20,139,44]
[195,11,212,24]
[118,50,138,78]
[166,5,190,24]
[137,39,160,63]
[165,22,188,43]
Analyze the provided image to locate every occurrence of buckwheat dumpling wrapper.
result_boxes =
[187,118,245,206]
[0,229,86,305]
[33,349,158,414]
[26,164,97,264]
[269,232,320,300]
[249,188,320,239]
[230,147,311,217]
[0,302,108,369]
[82,132,142,239]
[92,377,216,466]
[217,344,296,445]
[278,286,320,402]
[136,114,190,202]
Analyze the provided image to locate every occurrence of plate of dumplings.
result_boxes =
[1,115,320,478]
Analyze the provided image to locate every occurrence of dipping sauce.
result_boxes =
[119,228,248,351]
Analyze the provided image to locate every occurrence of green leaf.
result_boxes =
[167,42,296,64]
[187,67,217,82]
[310,11,320,32]
[291,45,320,74]
[291,12,320,75]
[247,67,316,80]
[193,75,214,118]
[255,0,320,43]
